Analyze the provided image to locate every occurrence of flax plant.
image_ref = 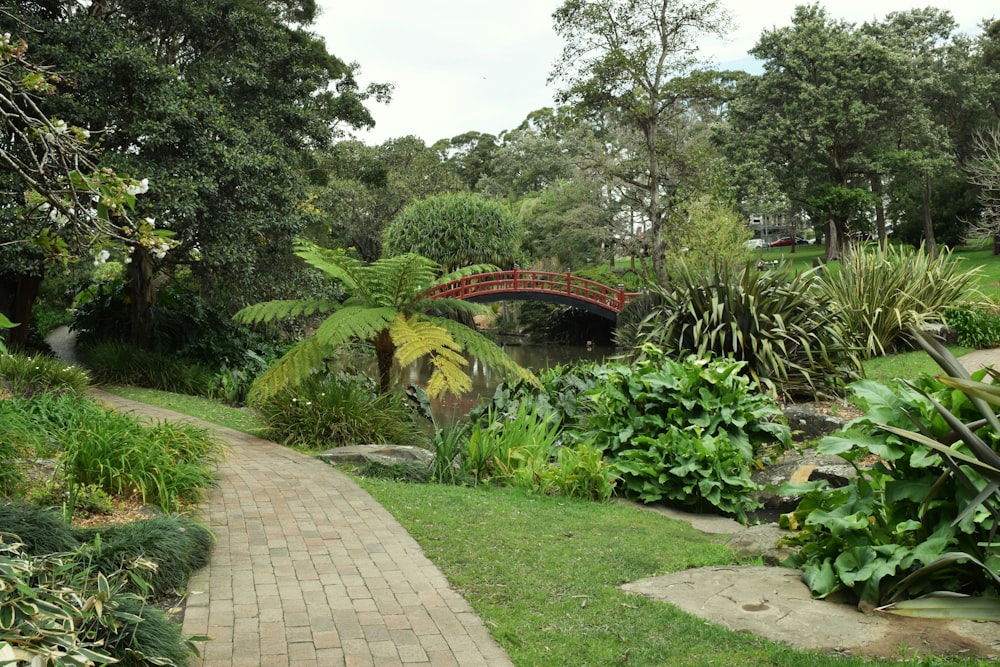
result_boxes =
[818,243,984,359]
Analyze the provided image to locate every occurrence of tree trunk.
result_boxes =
[0,273,43,349]
[871,173,887,247]
[126,246,156,349]
[922,174,937,258]
[373,329,395,394]
[825,221,841,261]
[993,234,1000,256]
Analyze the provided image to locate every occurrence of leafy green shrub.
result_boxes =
[819,243,983,358]
[58,403,223,512]
[384,192,519,269]
[0,352,90,397]
[470,362,603,429]
[626,261,858,398]
[586,347,791,522]
[256,373,428,449]
[782,332,1000,611]
[73,517,213,599]
[946,306,1000,349]
[25,480,114,516]
[78,341,216,396]
[465,403,617,500]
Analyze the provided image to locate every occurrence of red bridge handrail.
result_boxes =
[423,270,644,314]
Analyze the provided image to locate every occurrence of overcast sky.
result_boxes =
[313,1,995,146]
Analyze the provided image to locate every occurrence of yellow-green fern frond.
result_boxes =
[312,305,397,349]
[234,299,338,325]
[434,316,539,388]
[424,346,474,399]
[389,314,463,367]
[293,240,367,292]
[247,336,327,404]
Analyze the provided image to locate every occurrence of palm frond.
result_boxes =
[248,337,327,404]
[431,316,539,388]
[312,305,398,349]
[234,299,337,325]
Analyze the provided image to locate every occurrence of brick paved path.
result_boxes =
[90,391,513,667]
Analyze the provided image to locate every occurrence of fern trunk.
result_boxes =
[374,329,395,393]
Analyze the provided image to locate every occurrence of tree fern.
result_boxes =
[234,299,337,325]
[238,239,535,402]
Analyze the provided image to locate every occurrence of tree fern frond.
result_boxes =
[234,299,337,325]
[312,305,397,348]
[411,297,491,318]
[432,316,539,387]
[247,337,326,404]
[389,314,464,368]
[425,346,474,399]
[370,253,441,306]
[293,240,373,300]
[435,263,501,285]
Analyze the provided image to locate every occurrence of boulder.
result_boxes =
[781,404,848,442]
[316,444,433,468]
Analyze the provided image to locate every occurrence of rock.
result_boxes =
[316,444,433,468]
[751,449,856,512]
[781,403,848,442]
[724,523,795,565]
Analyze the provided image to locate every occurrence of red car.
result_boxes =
[770,236,810,247]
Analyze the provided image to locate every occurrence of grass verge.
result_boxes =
[101,385,266,435]
[861,346,973,383]
[358,480,990,666]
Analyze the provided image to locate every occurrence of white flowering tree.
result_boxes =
[0,33,169,348]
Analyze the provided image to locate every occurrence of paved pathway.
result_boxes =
[89,390,513,667]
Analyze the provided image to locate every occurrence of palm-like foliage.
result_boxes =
[235,240,535,402]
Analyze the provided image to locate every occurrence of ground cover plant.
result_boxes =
[781,331,1000,613]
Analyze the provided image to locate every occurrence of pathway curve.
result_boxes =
[88,390,512,667]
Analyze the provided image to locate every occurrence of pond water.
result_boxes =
[399,342,614,425]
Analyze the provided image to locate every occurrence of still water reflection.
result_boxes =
[399,344,613,425]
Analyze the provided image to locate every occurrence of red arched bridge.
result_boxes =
[423,269,645,321]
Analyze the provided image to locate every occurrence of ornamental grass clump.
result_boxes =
[818,242,984,359]
[0,352,90,397]
[621,261,858,398]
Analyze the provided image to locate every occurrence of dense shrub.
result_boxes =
[0,534,196,666]
[624,261,858,398]
[0,352,90,397]
[470,362,604,429]
[256,373,428,449]
[946,306,1000,349]
[78,341,216,396]
[818,243,983,358]
[585,347,792,522]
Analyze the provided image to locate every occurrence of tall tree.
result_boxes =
[9,0,385,346]
[550,0,732,283]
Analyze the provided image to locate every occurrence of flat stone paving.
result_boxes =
[89,390,512,667]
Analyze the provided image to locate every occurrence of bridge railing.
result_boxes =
[425,270,643,313]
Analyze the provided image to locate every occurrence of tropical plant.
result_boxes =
[254,373,427,449]
[383,192,520,271]
[781,329,1000,616]
[235,240,535,401]
[624,261,859,398]
[585,347,792,522]
[818,243,984,358]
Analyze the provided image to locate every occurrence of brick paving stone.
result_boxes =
[87,390,514,667]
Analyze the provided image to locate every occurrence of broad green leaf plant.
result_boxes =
[235,240,536,402]
[782,328,1000,617]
